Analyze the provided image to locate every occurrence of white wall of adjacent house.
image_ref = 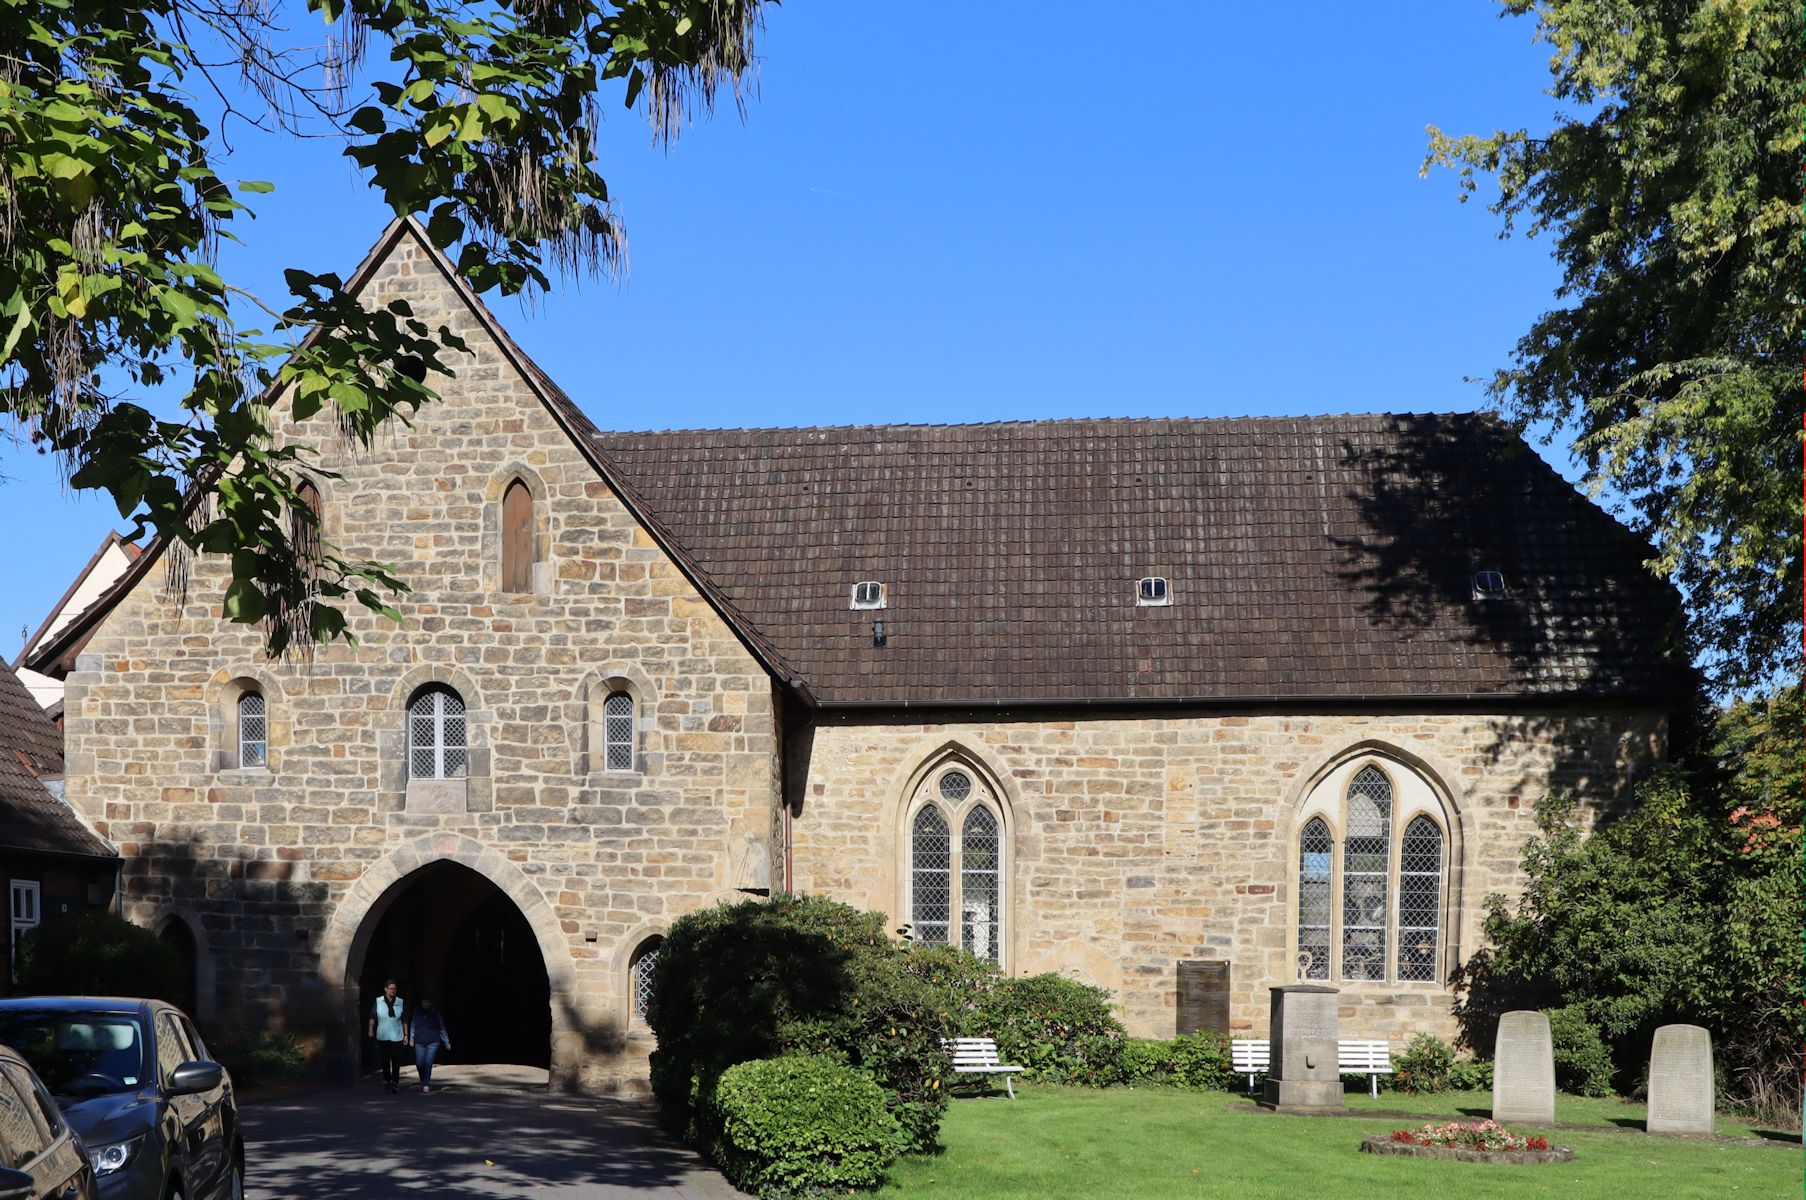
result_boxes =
[16,538,137,710]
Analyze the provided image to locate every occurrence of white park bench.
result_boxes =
[942,1037,1025,1099]
[1229,1038,1394,1098]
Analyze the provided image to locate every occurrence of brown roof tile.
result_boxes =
[0,662,112,859]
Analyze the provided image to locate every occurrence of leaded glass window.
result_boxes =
[939,771,972,802]
[1340,766,1391,982]
[910,807,951,945]
[632,938,662,1020]
[1397,816,1443,983]
[1296,817,1332,980]
[237,690,266,769]
[407,686,467,780]
[604,691,635,771]
[960,806,1000,961]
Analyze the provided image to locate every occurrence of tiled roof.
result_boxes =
[0,662,112,859]
[594,413,1686,706]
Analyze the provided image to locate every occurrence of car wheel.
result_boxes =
[227,1159,245,1200]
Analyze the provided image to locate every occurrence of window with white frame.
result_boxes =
[407,685,467,780]
[1293,761,1448,986]
[630,936,663,1022]
[237,690,267,769]
[906,764,1005,963]
[603,691,635,771]
[9,882,38,979]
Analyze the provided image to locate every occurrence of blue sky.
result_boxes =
[0,2,1578,658]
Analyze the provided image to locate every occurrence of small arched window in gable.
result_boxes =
[501,478,537,593]
[630,936,664,1022]
[1397,816,1444,982]
[292,480,322,566]
[236,691,267,769]
[408,685,467,780]
[603,691,636,772]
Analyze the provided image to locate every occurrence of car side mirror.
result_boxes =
[0,1166,35,1199]
[167,1061,224,1097]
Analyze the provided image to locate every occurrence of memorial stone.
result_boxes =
[1259,984,1343,1113]
[1175,961,1231,1036]
[1646,1024,1714,1135]
[1492,1010,1556,1125]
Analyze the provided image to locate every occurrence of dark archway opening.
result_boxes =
[158,918,197,1015]
[355,861,551,1070]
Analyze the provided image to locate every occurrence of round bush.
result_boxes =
[1547,1005,1614,1096]
[16,911,185,1004]
[1393,1033,1457,1094]
[648,895,950,1153]
[972,973,1126,1086]
[712,1055,903,1196]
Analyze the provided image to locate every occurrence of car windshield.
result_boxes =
[0,1014,148,1098]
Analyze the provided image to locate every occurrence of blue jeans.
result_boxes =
[415,1041,441,1086]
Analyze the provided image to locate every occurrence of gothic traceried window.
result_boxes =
[1295,760,1450,986]
[631,937,663,1021]
[907,764,1004,963]
[407,685,467,780]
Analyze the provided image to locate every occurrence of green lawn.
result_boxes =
[879,1086,1800,1199]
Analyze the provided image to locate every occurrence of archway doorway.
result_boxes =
[354,861,552,1070]
[157,917,198,1015]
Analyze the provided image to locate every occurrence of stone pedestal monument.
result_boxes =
[1259,984,1343,1113]
[1492,1010,1556,1124]
[1646,1024,1714,1135]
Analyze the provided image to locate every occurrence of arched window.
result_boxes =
[1341,766,1391,982]
[292,480,322,566]
[1296,818,1332,981]
[603,691,635,772]
[236,690,267,769]
[1294,759,1451,985]
[407,686,467,780]
[1397,816,1444,982]
[501,478,537,593]
[906,765,1005,963]
[630,936,663,1022]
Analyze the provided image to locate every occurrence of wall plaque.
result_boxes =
[1175,960,1230,1036]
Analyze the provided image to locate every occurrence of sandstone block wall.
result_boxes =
[61,227,780,1090]
[790,707,1665,1045]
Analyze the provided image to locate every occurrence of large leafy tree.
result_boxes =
[1425,0,1802,692]
[1,0,765,652]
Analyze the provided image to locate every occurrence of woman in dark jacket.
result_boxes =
[412,994,451,1092]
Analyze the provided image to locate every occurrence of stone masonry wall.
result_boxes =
[791,707,1666,1046]
[61,226,780,1091]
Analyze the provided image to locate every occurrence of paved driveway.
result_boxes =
[239,1077,738,1198]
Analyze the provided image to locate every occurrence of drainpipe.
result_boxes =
[782,800,794,896]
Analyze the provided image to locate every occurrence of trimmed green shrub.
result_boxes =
[711,1055,903,1196]
[1547,1004,1614,1097]
[971,973,1125,1086]
[902,942,1001,1023]
[1448,1057,1494,1091]
[17,911,185,1004]
[1392,1033,1457,1094]
[206,1030,306,1088]
[1119,1034,1232,1090]
[648,895,950,1153]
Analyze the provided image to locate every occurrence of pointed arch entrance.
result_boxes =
[319,834,582,1085]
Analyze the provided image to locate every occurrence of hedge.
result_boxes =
[711,1055,903,1196]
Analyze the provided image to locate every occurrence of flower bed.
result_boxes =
[1360,1121,1574,1165]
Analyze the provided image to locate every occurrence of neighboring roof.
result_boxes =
[14,531,138,673]
[594,414,1687,706]
[0,661,113,860]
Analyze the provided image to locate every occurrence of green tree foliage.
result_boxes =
[1455,687,1803,1114]
[1,0,766,653]
[16,910,186,1003]
[1425,0,1803,689]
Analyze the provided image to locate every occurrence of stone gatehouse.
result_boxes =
[34,220,1681,1090]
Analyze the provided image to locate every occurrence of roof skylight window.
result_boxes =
[1137,577,1170,606]
[1471,571,1509,601]
[851,581,886,610]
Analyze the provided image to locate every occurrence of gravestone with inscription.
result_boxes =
[1175,961,1230,1036]
[1259,984,1343,1112]
[1646,1024,1714,1135]
[1492,1010,1556,1124]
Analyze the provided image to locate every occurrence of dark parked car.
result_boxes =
[0,1042,95,1199]
[0,999,243,1200]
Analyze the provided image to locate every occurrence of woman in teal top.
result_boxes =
[367,979,410,1094]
